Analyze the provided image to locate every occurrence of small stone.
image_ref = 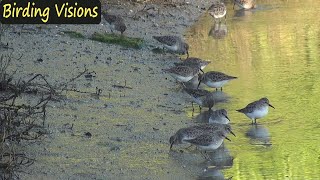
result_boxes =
[84,132,92,138]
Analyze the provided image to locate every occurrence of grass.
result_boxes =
[90,32,144,49]
[62,31,86,39]
[62,31,144,49]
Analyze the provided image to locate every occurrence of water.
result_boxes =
[185,1,320,179]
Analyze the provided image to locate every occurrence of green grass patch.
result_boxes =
[63,31,86,39]
[90,32,144,49]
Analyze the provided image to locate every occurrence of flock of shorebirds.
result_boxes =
[158,0,275,157]
[103,0,274,158]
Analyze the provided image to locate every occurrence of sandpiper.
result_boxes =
[169,123,235,149]
[163,65,200,83]
[194,123,235,137]
[198,71,237,91]
[174,57,211,71]
[184,131,231,151]
[153,36,189,57]
[209,109,230,124]
[185,89,229,110]
[184,88,211,109]
[237,97,275,124]
[102,13,126,35]
[233,0,256,10]
[208,1,227,22]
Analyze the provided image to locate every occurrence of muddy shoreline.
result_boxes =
[0,0,215,179]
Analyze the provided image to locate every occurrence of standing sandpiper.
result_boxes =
[198,71,237,91]
[184,88,211,110]
[102,13,126,35]
[169,123,235,149]
[174,57,211,71]
[208,1,227,22]
[163,65,200,83]
[237,97,275,124]
[233,0,256,10]
[153,36,189,57]
[184,131,231,151]
[209,109,230,124]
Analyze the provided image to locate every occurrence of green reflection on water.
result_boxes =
[186,1,320,179]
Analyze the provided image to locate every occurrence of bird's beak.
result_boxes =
[225,115,230,121]
[200,69,204,73]
[230,130,236,137]
[268,103,275,109]
[197,80,201,89]
[170,141,174,150]
[224,136,231,142]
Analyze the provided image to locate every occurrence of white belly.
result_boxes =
[246,106,268,119]
[214,11,226,19]
[243,4,253,9]
[198,139,224,150]
[206,80,229,88]
[164,44,178,51]
[209,116,229,124]
[170,74,193,82]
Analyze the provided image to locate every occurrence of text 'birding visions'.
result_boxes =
[0,0,101,24]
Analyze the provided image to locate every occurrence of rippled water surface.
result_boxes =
[185,0,320,179]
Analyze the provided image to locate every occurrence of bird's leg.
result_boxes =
[185,144,194,150]
[199,105,202,112]
[254,119,257,124]
[233,3,235,10]
[220,87,223,91]
[200,151,211,160]
[215,88,218,91]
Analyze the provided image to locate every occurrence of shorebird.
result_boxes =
[185,89,230,111]
[184,131,231,151]
[208,1,227,22]
[184,88,211,109]
[153,36,189,57]
[198,71,237,91]
[209,109,230,124]
[163,65,200,83]
[102,13,126,35]
[169,123,235,149]
[174,57,211,71]
[233,0,256,10]
[237,97,275,124]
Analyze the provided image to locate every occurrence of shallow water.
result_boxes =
[185,0,320,179]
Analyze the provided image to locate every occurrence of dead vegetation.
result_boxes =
[0,53,91,179]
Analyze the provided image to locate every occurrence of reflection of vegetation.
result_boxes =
[63,31,86,39]
[90,33,144,49]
